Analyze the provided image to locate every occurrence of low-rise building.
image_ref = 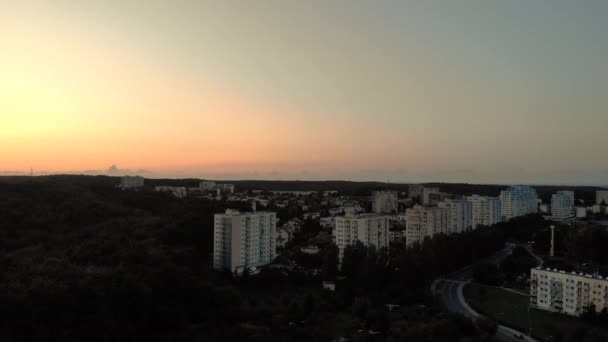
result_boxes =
[120,176,144,189]
[530,267,608,316]
[576,207,587,218]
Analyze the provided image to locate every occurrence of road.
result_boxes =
[434,244,538,342]
[438,280,535,342]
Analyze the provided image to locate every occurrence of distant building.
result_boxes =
[438,199,472,234]
[408,184,424,199]
[466,195,502,229]
[596,190,608,205]
[575,207,587,218]
[530,267,608,316]
[120,176,144,189]
[592,204,603,214]
[405,205,448,246]
[335,213,390,260]
[200,181,235,194]
[200,181,216,191]
[551,191,574,220]
[500,186,538,221]
[154,186,187,198]
[539,204,550,213]
[213,209,277,273]
[322,281,336,291]
[422,187,442,206]
[372,190,398,214]
[217,183,235,193]
[389,229,406,242]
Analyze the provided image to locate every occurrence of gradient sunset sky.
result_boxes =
[1,1,607,184]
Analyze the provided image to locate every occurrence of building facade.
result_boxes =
[334,213,390,260]
[551,191,574,220]
[422,187,443,206]
[217,183,235,193]
[530,267,608,316]
[500,186,538,221]
[405,205,448,246]
[120,176,144,189]
[438,199,472,234]
[371,190,398,214]
[597,190,608,205]
[466,195,502,229]
[200,181,217,191]
[213,209,277,273]
[408,184,424,199]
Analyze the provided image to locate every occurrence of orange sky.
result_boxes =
[2,2,607,184]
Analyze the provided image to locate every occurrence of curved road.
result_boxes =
[438,280,535,342]
[434,244,537,342]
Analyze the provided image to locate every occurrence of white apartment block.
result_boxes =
[372,190,398,214]
[530,267,608,316]
[438,199,472,234]
[597,190,608,205]
[334,213,390,260]
[120,176,144,189]
[466,195,502,229]
[405,205,448,247]
[551,191,574,220]
[500,186,538,221]
[200,181,217,191]
[217,183,235,193]
[213,209,277,273]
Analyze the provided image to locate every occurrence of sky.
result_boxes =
[1,1,607,185]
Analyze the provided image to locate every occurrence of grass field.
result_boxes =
[463,283,597,340]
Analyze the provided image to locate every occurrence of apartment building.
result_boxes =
[438,199,472,233]
[466,195,502,229]
[213,209,277,273]
[200,181,217,191]
[551,191,574,220]
[530,267,608,316]
[120,176,144,189]
[500,186,538,221]
[408,184,424,199]
[217,183,235,193]
[371,190,398,214]
[334,213,390,260]
[405,205,448,246]
[422,187,444,206]
[597,190,608,205]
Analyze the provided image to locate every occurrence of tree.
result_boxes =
[320,244,339,280]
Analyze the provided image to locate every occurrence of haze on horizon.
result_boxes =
[1,1,607,185]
